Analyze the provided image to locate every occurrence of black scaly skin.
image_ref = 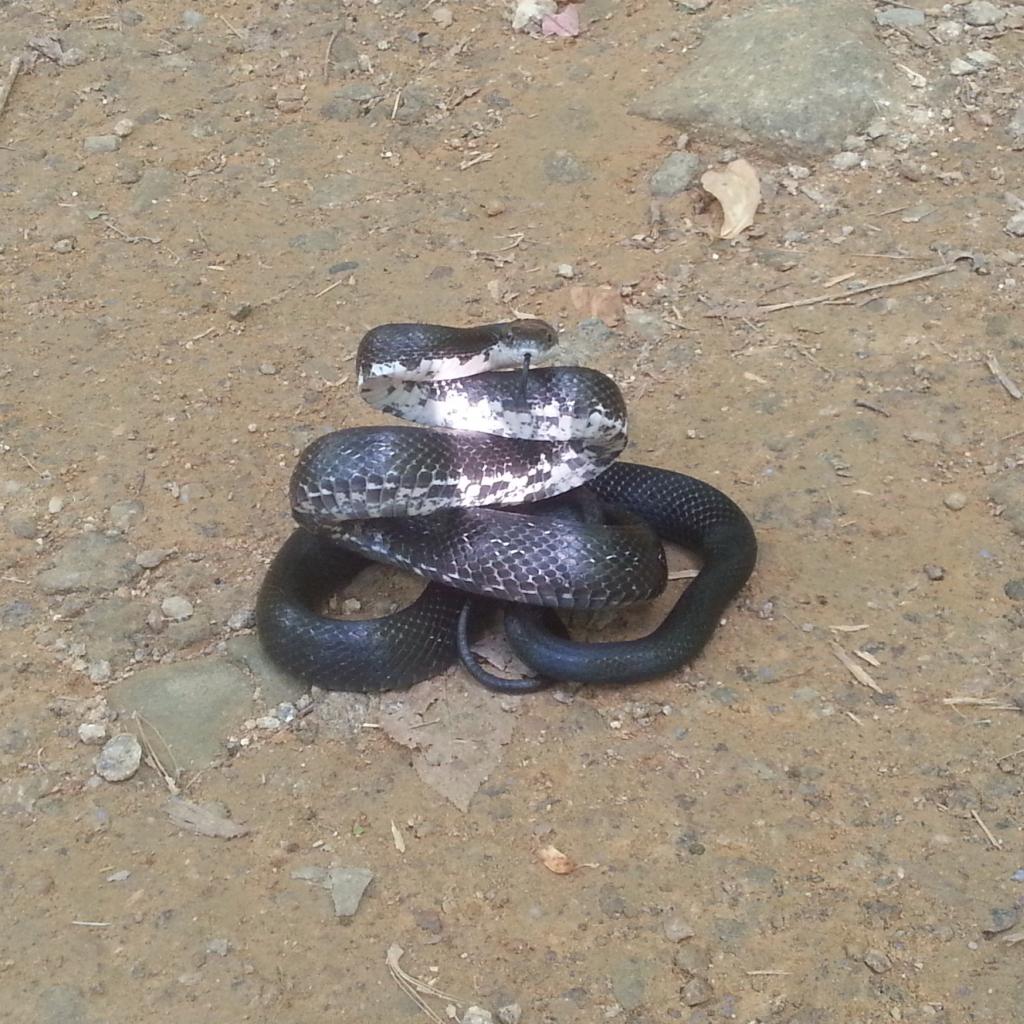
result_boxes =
[500,463,758,687]
[256,320,757,692]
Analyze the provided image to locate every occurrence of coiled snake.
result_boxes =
[256,320,757,693]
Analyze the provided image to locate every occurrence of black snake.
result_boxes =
[256,320,757,693]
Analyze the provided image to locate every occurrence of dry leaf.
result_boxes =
[700,158,761,239]
[569,285,624,326]
[542,5,581,36]
[538,844,577,874]
[380,673,514,812]
[391,820,406,853]
[164,798,249,839]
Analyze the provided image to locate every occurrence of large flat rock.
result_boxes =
[109,659,254,769]
[631,0,902,157]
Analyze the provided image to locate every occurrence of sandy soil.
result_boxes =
[1,2,1022,1022]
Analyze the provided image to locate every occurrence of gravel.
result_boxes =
[95,734,143,782]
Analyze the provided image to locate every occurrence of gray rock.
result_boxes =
[1010,101,1024,142]
[328,866,373,917]
[79,597,149,664]
[609,957,653,1011]
[84,135,120,154]
[462,1009,494,1024]
[108,658,255,768]
[663,916,696,941]
[96,733,143,782]
[109,498,144,530]
[161,595,194,621]
[543,149,591,184]
[78,722,108,745]
[963,1,1004,26]
[130,168,179,214]
[631,0,902,157]
[863,948,892,973]
[320,83,379,121]
[37,534,142,595]
[226,606,255,630]
[136,548,172,569]
[0,600,35,630]
[312,174,369,209]
[37,985,89,1024]
[496,1005,522,1024]
[289,228,345,253]
[649,151,701,196]
[875,6,925,28]
[831,150,862,170]
[1006,211,1024,237]
[681,975,714,1006]
[7,514,37,539]
[224,636,307,706]
[1004,578,1024,601]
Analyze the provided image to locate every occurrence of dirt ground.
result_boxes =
[1,1,1023,1022]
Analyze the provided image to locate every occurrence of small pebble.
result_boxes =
[462,1009,494,1024]
[254,716,281,731]
[276,702,297,723]
[106,869,131,882]
[96,734,143,782]
[830,151,862,171]
[341,597,361,614]
[227,607,255,630]
[113,118,135,138]
[88,659,112,684]
[48,496,64,514]
[950,58,979,76]
[555,263,575,279]
[206,938,230,957]
[496,1005,522,1024]
[229,303,253,322]
[84,135,121,154]
[1004,579,1024,601]
[663,916,696,942]
[482,198,506,217]
[258,362,278,376]
[182,9,205,28]
[136,548,171,569]
[943,492,967,511]
[924,564,945,581]
[681,976,713,1007]
[1006,211,1024,238]
[52,238,76,254]
[78,722,109,745]
[863,948,892,974]
[161,595,194,621]
[963,1,1004,26]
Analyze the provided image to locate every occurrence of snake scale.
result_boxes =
[256,319,757,693]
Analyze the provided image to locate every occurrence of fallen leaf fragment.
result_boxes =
[569,285,624,326]
[164,797,249,839]
[701,158,761,239]
[542,5,581,36]
[539,844,577,874]
[391,820,407,853]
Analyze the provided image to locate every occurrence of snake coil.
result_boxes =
[256,320,757,693]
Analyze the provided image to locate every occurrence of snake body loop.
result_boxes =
[256,320,757,692]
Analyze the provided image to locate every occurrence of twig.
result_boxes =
[970,809,1003,850]
[749,262,962,315]
[854,399,890,417]
[1,575,29,584]
[830,641,883,693]
[942,696,1021,711]
[72,920,111,927]
[995,747,1024,765]
[218,13,248,42]
[0,56,21,122]
[324,28,340,83]
[998,427,1024,441]
[133,712,180,795]
[102,216,161,245]
[459,151,494,171]
[986,354,1023,400]
[385,944,462,1024]
[314,278,346,299]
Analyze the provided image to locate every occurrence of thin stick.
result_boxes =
[854,399,890,417]
[942,696,1021,711]
[986,354,1023,400]
[753,262,960,315]
[998,427,1024,441]
[314,278,346,299]
[218,13,248,42]
[830,641,883,693]
[0,56,21,121]
[72,920,111,927]
[324,28,340,83]
[970,809,1003,850]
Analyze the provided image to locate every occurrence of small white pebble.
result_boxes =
[254,716,281,731]
[555,263,575,279]
[78,722,109,745]
[113,118,135,138]
[48,496,64,514]
[944,491,967,511]
[161,595,194,620]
